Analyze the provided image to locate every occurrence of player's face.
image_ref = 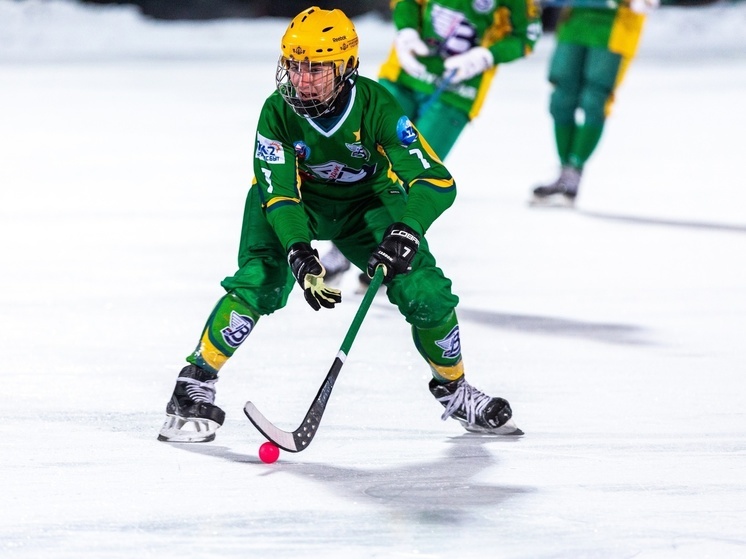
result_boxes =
[287,61,335,102]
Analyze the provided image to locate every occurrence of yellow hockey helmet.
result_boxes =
[276,7,360,117]
[281,7,359,72]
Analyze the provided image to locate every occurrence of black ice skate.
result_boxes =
[429,377,523,436]
[531,166,582,207]
[158,364,226,443]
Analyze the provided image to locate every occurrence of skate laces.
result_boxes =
[437,379,491,424]
[177,376,217,404]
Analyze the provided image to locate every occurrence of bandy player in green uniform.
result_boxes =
[380,0,542,159]
[532,0,658,206]
[158,7,522,443]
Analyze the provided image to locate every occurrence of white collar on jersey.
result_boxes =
[303,80,357,138]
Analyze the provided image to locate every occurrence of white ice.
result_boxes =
[1,1,745,557]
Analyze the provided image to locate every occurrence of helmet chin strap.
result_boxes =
[318,76,354,118]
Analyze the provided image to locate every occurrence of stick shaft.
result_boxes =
[244,267,385,452]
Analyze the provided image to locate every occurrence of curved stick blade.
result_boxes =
[244,268,384,452]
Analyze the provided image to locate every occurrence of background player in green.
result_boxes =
[532,0,659,206]
[158,6,522,443]
[380,0,541,158]
[321,0,542,280]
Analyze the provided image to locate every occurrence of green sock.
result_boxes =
[187,292,260,373]
[412,311,464,383]
[568,123,604,169]
[554,123,575,166]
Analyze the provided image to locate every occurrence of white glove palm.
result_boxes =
[395,28,429,79]
[443,46,494,84]
[630,0,659,14]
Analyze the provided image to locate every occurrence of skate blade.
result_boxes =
[461,418,524,436]
[528,194,575,209]
[157,414,220,443]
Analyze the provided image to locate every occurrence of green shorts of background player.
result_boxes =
[532,4,654,206]
[157,6,522,444]
[377,79,469,161]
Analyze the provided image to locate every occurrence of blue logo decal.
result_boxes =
[396,116,418,146]
[221,311,255,348]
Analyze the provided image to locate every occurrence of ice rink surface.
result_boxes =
[1,1,745,557]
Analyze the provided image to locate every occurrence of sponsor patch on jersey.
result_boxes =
[293,140,310,160]
[396,116,417,146]
[435,325,461,359]
[307,161,377,183]
[221,311,255,348]
[255,133,285,164]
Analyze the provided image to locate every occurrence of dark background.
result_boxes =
[80,0,728,31]
[82,0,391,20]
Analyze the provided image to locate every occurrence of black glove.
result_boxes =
[367,222,420,283]
[287,243,342,311]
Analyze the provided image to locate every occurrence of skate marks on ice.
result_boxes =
[169,433,533,524]
[576,209,746,234]
[527,203,746,234]
[458,307,650,346]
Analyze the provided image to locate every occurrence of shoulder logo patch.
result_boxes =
[396,116,418,146]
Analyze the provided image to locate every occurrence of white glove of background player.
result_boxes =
[630,0,659,14]
[395,28,429,79]
[443,46,494,84]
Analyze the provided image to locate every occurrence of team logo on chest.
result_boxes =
[345,142,370,160]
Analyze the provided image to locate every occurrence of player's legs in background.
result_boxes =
[533,42,586,204]
[379,78,470,161]
[568,46,622,170]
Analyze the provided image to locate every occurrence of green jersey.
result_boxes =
[380,0,542,116]
[253,76,456,251]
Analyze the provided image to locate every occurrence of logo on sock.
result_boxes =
[435,325,461,359]
[221,311,255,348]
